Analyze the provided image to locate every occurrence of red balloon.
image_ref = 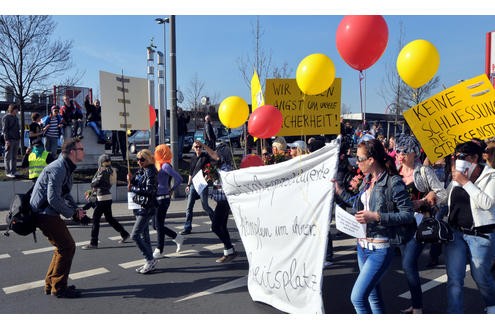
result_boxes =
[336,15,388,71]
[240,154,264,168]
[149,105,156,129]
[248,105,283,139]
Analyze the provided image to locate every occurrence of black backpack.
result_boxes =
[4,186,37,242]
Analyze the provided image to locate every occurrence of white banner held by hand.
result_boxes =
[335,204,366,239]
[220,142,339,314]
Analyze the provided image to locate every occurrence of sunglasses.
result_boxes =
[137,157,146,162]
[484,148,495,155]
[193,146,201,149]
[396,148,410,155]
[454,153,468,160]
[356,156,369,163]
[290,147,298,150]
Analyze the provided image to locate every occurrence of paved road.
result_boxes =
[0,202,490,314]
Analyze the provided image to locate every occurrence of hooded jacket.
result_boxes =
[90,154,114,201]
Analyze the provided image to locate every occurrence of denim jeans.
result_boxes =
[351,244,394,313]
[399,237,424,309]
[183,184,215,232]
[87,121,106,141]
[45,136,59,157]
[154,197,177,252]
[445,229,495,313]
[131,207,155,261]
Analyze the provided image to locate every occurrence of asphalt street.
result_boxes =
[0,203,491,315]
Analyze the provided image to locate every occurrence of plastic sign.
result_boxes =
[264,78,341,136]
[404,74,495,161]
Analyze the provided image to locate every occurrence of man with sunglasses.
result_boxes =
[180,140,215,235]
[30,137,86,298]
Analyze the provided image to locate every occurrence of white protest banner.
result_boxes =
[99,70,149,131]
[192,170,208,195]
[335,205,366,239]
[220,142,339,314]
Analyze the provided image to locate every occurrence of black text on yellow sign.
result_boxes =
[265,78,342,136]
[404,74,495,162]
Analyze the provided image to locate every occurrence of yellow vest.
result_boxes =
[28,151,49,179]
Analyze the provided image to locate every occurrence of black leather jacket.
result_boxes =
[130,165,158,207]
[340,172,415,244]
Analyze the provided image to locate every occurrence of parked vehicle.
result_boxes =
[193,129,205,144]
[127,130,192,154]
[216,127,244,148]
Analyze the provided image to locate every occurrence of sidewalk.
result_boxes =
[0,196,211,231]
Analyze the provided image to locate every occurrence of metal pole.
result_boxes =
[163,22,168,140]
[169,15,179,170]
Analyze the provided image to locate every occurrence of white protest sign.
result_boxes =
[220,142,339,314]
[335,204,366,239]
[127,192,141,210]
[192,170,208,194]
[99,70,149,131]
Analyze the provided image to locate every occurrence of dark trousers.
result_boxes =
[90,199,128,246]
[154,197,177,252]
[35,214,76,294]
[211,201,233,250]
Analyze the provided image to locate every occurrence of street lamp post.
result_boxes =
[155,17,170,145]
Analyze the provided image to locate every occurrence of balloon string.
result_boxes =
[359,70,366,129]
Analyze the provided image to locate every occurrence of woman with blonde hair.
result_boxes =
[152,144,184,259]
[128,149,158,274]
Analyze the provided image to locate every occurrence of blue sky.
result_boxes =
[46,14,494,115]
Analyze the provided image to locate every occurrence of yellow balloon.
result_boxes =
[397,39,440,89]
[296,53,336,95]
[218,96,249,129]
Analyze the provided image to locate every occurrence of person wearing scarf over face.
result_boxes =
[201,141,238,263]
[394,134,447,314]
[444,140,495,314]
[152,144,184,259]
[21,139,56,182]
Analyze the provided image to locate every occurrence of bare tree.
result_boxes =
[272,62,293,79]
[185,73,205,129]
[0,15,73,151]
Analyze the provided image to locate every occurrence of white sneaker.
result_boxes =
[174,234,184,253]
[139,259,157,274]
[152,248,163,259]
[6,174,15,178]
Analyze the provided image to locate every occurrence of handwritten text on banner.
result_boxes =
[220,143,339,313]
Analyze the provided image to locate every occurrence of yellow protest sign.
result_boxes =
[404,74,495,162]
[264,78,341,136]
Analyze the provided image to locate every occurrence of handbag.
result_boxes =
[415,216,454,243]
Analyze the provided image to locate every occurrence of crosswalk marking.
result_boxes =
[2,267,109,294]
[176,276,248,302]
[0,253,11,260]
[203,243,224,251]
[398,265,470,299]
[22,241,90,255]
[118,249,199,269]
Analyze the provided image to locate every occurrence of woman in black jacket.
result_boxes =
[128,149,158,274]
